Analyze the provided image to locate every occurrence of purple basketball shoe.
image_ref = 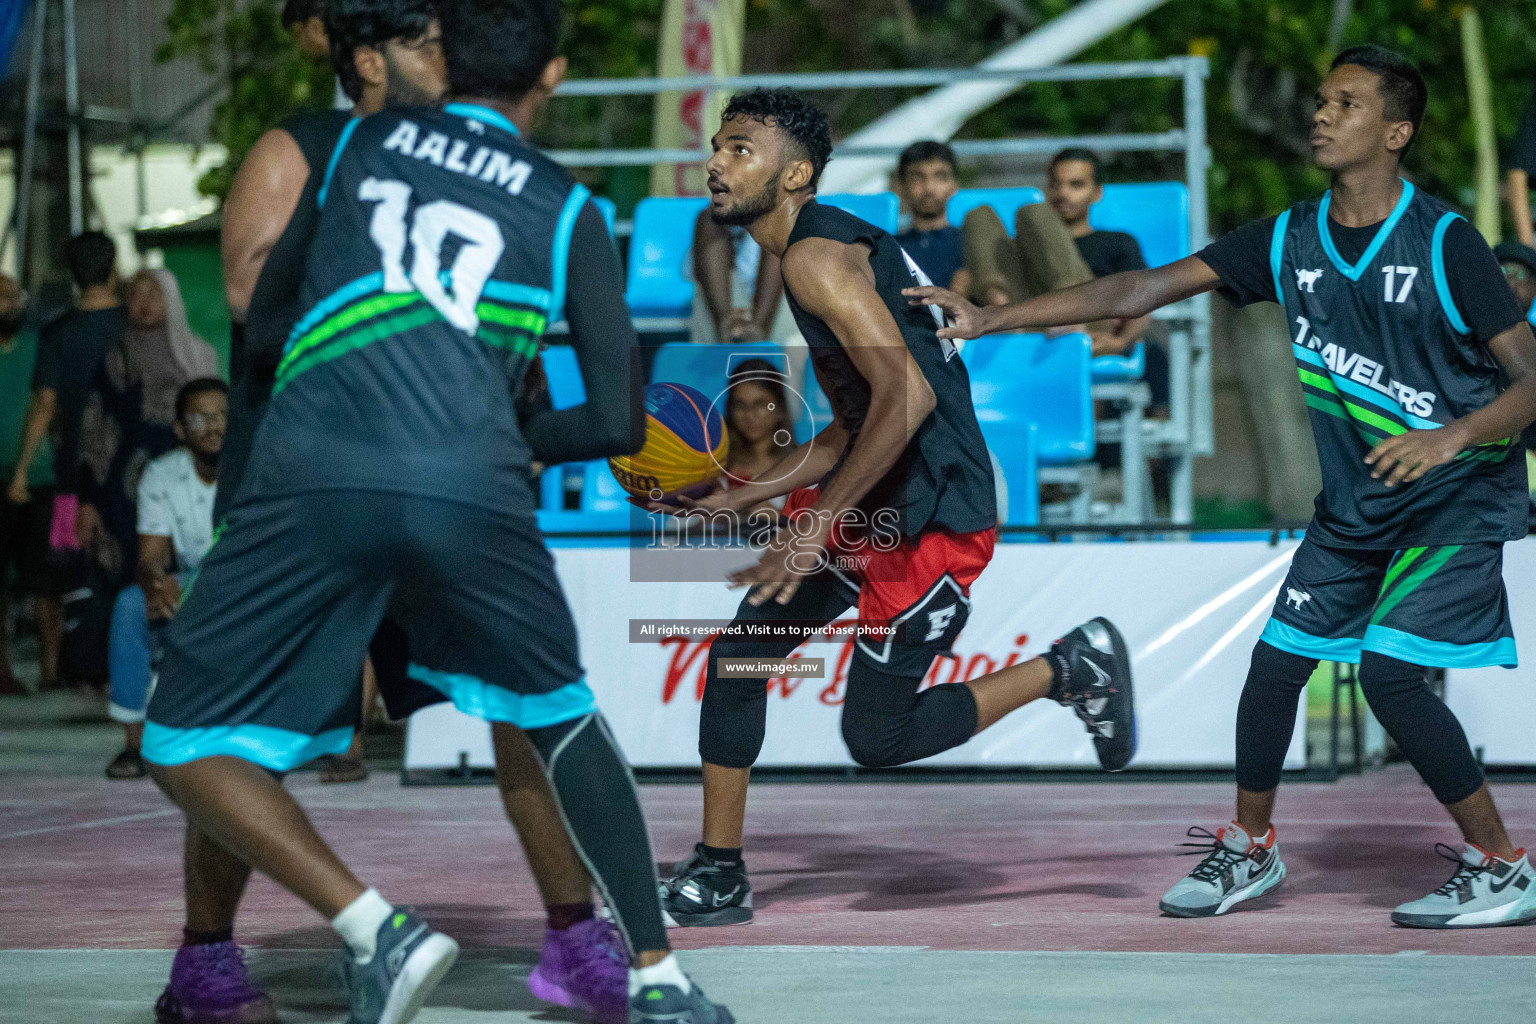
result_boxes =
[155,941,277,1024]
[527,917,628,1024]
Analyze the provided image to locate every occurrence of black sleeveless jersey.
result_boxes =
[218,108,351,521]
[783,201,996,537]
[244,102,590,511]
[1273,181,1528,548]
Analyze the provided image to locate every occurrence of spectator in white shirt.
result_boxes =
[105,379,226,778]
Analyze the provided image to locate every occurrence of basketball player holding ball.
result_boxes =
[649,89,1139,927]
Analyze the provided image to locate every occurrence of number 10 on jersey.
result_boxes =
[359,177,506,334]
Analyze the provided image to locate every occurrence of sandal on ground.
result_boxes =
[316,754,369,784]
[105,749,147,779]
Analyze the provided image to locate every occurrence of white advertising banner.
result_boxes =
[1447,537,1536,766]
[406,539,1310,771]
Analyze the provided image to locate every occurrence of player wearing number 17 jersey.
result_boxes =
[910,45,1536,929]
[141,2,733,1022]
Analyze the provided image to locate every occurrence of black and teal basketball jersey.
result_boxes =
[245,102,589,511]
[1272,181,1528,549]
[783,201,996,537]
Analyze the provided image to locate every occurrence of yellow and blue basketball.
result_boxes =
[609,382,729,498]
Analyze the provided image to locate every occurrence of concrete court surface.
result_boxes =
[4,693,1536,1024]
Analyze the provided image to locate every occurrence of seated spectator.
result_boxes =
[690,208,789,344]
[78,269,219,586]
[1505,85,1536,248]
[1,274,63,695]
[894,141,966,290]
[105,378,227,779]
[960,148,1169,414]
[719,359,796,517]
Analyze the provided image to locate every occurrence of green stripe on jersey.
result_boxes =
[279,291,415,376]
[1371,545,1461,625]
[274,305,441,393]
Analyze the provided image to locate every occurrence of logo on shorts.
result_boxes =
[1284,587,1312,612]
[925,606,958,642]
[1295,268,1323,293]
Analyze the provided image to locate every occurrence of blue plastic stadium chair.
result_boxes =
[792,366,833,445]
[539,344,586,410]
[591,196,617,237]
[961,332,1094,465]
[821,192,900,233]
[987,423,1039,527]
[945,187,1044,234]
[581,460,630,513]
[1091,340,1146,383]
[1090,182,1190,269]
[649,341,791,412]
[625,196,710,318]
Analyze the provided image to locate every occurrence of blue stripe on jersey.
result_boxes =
[1260,618,1361,664]
[482,279,554,311]
[142,722,354,771]
[1431,212,1470,336]
[1269,208,1292,303]
[549,184,592,324]
[1291,344,1441,430]
[443,102,521,136]
[407,664,598,729]
[1528,297,1536,328]
[1317,179,1415,281]
[317,116,362,209]
[284,271,384,353]
[1362,625,1517,669]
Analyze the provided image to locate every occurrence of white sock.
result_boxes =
[629,953,691,998]
[332,888,393,964]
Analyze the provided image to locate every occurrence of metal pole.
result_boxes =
[63,0,83,234]
[125,0,148,220]
[1173,56,1212,525]
[8,0,49,282]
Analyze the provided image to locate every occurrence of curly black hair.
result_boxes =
[326,0,438,102]
[722,88,833,190]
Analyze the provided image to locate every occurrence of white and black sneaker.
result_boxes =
[1047,617,1136,771]
[1391,843,1536,929]
[659,844,753,927]
[1159,822,1286,918]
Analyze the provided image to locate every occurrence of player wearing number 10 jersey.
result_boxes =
[141,2,734,1021]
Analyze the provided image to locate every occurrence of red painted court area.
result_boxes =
[7,757,1536,958]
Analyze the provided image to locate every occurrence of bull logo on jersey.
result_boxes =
[1285,588,1312,612]
[1295,268,1324,293]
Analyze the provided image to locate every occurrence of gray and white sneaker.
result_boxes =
[1391,843,1536,929]
[1159,822,1286,918]
[340,908,459,1024]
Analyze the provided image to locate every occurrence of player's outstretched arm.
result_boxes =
[221,127,310,324]
[522,201,646,465]
[904,255,1224,340]
[1366,321,1536,487]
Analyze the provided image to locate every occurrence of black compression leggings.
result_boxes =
[698,580,979,770]
[526,713,667,955]
[1235,641,1484,804]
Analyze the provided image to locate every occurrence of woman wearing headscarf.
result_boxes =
[77,269,219,583]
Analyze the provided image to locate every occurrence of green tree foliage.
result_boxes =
[159,0,334,200]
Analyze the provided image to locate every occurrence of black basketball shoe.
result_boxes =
[1048,616,1137,771]
[659,844,753,927]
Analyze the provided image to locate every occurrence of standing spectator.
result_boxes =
[1505,85,1536,247]
[77,270,218,585]
[894,140,966,290]
[0,274,63,694]
[7,233,128,543]
[105,378,226,779]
